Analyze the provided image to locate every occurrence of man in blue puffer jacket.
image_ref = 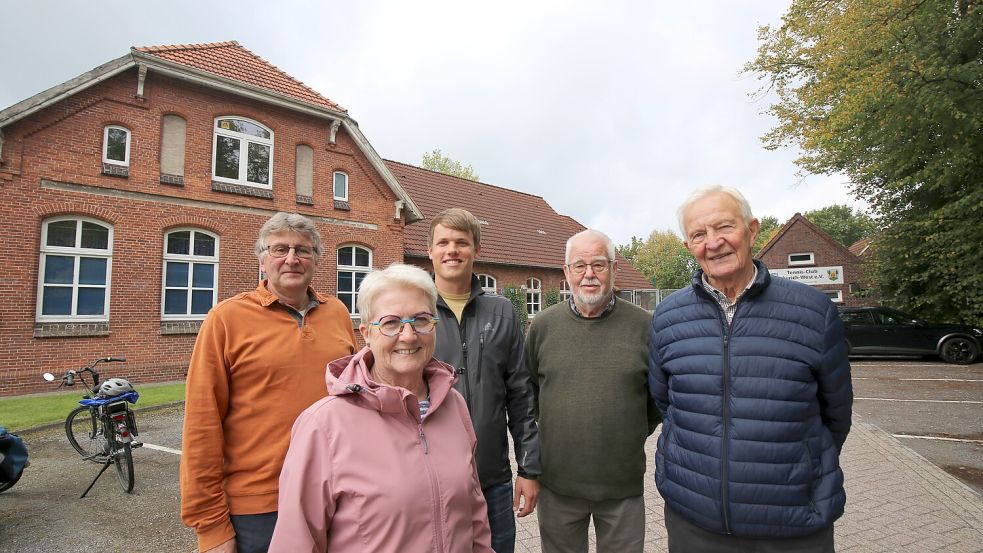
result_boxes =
[649,185,853,552]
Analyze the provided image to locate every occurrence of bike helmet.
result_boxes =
[98,378,134,397]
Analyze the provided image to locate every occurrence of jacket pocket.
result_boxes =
[802,439,821,515]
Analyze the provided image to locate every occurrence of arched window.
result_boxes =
[477,274,497,294]
[526,277,542,316]
[162,229,219,319]
[103,125,131,166]
[37,217,113,320]
[337,245,372,315]
[333,171,349,201]
[212,117,273,187]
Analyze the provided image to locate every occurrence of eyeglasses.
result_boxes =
[369,313,440,337]
[266,244,315,259]
[566,260,611,275]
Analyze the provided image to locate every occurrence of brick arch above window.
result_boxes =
[34,202,118,226]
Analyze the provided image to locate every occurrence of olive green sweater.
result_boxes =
[526,298,661,501]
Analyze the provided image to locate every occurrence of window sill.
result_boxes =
[212,181,273,199]
[296,194,314,205]
[102,163,129,178]
[34,321,110,338]
[160,173,185,186]
[160,320,203,335]
[333,200,351,211]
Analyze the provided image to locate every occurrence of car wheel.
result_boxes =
[940,337,979,365]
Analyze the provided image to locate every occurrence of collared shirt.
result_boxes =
[567,294,617,319]
[700,265,758,325]
[281,292,320,328]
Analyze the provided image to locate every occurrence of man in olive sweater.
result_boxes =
[526,229,661,553]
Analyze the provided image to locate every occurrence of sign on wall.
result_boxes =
[769,266,844,285]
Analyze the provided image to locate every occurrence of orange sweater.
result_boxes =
[180,282,356,551]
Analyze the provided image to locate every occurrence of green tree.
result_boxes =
[544,288,560,309]
[616,236,645,264]
[421,148,479,181]
[621,230,697,289]
[747,0,983,325]
[753,215,781,255]
[804,204,878,247]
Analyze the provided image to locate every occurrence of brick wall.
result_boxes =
[757,218,875,308]
[0,68,403,395]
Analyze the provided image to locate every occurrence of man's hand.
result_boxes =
[513,476,539,517]
[202,538,236,553]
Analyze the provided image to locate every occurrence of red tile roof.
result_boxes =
[135,41,345,112]
[386,160,653,290]
[849,236,873,257]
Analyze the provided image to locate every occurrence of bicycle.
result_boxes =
[43,357,141,497]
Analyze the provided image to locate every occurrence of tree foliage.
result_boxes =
[748,0,983,325]
[753,215,782,255]
[501,284,528,328]
[421,148,479,181]
[620,230,697,289]
[803,204,878,247]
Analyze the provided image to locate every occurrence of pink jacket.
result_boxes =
[269,346,493,553]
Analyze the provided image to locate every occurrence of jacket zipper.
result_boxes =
[803,440,820,515]
[418,419,445,551]
[721,322,733,535]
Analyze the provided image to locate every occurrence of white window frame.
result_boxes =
[102,125,131,166]
[337,245,373,318]
[333,171,349,201]
[162,228,220,320]
[477,274,497,293]
[211,116,274,189]
[526,277,542,316]
[36,216,113,322]
[823,289,844,303]
[559,280,572,302]
[788,252,815,266]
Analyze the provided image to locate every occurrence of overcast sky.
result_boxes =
[1,0,865,246]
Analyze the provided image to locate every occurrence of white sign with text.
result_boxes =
[769,266,844,285]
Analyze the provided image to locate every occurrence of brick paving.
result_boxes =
[513,417,983,552]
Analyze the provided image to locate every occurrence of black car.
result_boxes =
[838,306,982,364]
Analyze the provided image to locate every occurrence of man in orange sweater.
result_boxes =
[180,212,356,553]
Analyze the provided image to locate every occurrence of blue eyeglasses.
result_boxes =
[369,313,440,337]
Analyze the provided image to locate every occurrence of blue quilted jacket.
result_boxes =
[648,260,853,538]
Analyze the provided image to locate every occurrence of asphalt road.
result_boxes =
[1,357,979,552]
[850,357,983,495]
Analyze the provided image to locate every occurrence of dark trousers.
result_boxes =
[230,511,278,553]
[665,506,835,553]
[484,481,516,553]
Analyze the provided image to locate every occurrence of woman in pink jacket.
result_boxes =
[270,263,493,552]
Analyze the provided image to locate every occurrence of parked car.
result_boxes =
[838,306,982,364]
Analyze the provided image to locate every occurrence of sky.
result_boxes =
[0,0,866,246]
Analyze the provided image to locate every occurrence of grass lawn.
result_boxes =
[0,382,185,432]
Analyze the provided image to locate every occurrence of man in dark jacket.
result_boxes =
[427,208,541,553]
[649,185,853,553]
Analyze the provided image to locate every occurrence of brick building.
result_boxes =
[757,213,874,307]
[0,42,422,395]
[387,160,655,314]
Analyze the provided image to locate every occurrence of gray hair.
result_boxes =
[357,263,438,323]
[676,185,754,238]
[565,229,616,263]
[254,212,323,261]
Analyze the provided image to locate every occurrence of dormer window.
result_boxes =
[212,117,273,188]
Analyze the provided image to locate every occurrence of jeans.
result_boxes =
[230,511,278,553]
[484,481,516,553]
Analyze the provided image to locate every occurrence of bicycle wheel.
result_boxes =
[113,441,134,493]
[65,407,109,463]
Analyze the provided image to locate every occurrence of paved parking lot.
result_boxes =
[850,358,983,494]
[2,357,981,552]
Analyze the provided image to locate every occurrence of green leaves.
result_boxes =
[618,230,697,290]
[421,148,479,181]
[749,0,983,325]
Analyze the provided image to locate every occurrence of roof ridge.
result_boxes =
[383,159,547,201]
[135,40,239,53]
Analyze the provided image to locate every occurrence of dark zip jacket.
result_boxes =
[434,275,541,488]
[649,260,853,538]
